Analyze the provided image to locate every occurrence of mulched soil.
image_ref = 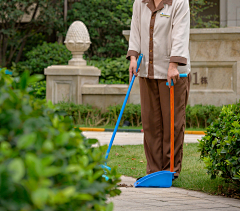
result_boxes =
[118,183,133,188]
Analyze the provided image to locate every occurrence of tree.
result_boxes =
[0,0,64,67]
[190,0,219,28]
[67,0,134,59]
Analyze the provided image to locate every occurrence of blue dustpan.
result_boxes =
[134,171,175,188]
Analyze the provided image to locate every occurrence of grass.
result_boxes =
[107,143,239,198]
[77,124,205,131]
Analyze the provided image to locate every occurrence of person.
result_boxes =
[127,0,191,179]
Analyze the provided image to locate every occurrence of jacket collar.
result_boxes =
[142,0,172,12]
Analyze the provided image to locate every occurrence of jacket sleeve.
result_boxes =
[126,0,141,60]
[170,0,190,66]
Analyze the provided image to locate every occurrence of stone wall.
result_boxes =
[45,65,128,111]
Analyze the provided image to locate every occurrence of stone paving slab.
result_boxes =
[83,131,203,146]
[108,176,240,211]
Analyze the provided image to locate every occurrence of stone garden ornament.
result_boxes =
[64,21,91,66]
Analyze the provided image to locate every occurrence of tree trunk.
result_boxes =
[64,0,67,23]
[2,35,8,67]
[15,38,27,63]
[0,34,3,66]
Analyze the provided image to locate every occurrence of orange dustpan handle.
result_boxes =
[166,74,188,173]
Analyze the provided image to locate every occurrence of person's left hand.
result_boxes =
[167,62,179,88]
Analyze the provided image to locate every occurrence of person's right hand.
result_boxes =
[129,56,139,83]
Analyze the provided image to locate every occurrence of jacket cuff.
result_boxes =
[126,50,139,60]
[170,56,187,66]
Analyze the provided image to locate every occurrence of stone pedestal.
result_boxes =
[44,65,101,104]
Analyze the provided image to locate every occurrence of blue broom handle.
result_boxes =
[105,54,143,160]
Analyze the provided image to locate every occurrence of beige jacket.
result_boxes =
[127,0,191,79]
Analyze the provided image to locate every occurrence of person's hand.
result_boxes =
[167,62,179,88]
[129,56,139,83]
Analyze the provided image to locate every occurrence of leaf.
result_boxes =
[9,158,25,182]
[31,188,49,208]
[43,167,61,177]
[88,138,98,145]
[19,71,29,91]
[106,202,114,211]
[221,149,227,154]
[28,74,44,84]
[62,186,76,198]
[131,158,136,160]
[66,164,81,173]
[75,193,94,201]
[42,140,54,152]
[17,133,36,149]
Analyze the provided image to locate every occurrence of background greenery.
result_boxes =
[0,0,64,67]
[2,0,219,71]
[0,70,121,210]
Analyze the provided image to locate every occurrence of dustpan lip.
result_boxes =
[134,170,176,188]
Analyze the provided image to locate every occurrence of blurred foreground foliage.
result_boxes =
[0,69,121,211]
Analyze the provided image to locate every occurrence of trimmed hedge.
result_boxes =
[56,102,222,128]
[0,70,121,211]
[15,42,71,75]
[199,103,240,186]
[88,56,129,84]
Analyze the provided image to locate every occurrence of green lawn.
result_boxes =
[107,143,239,198]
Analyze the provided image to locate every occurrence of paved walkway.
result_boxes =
[83,131,203,146]
[108,176,240,211]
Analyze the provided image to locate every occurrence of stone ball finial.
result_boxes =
[64,21,91,66]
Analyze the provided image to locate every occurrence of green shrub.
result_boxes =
[88,56,129,84]
[29,81,46,99]
[15,42,71,74]
[0,69,121,211]
[199,103,240,186]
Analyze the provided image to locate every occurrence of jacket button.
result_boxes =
[150,61,153,64]
[150,50,153,53]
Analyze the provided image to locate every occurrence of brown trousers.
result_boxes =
[139,76,190,176]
